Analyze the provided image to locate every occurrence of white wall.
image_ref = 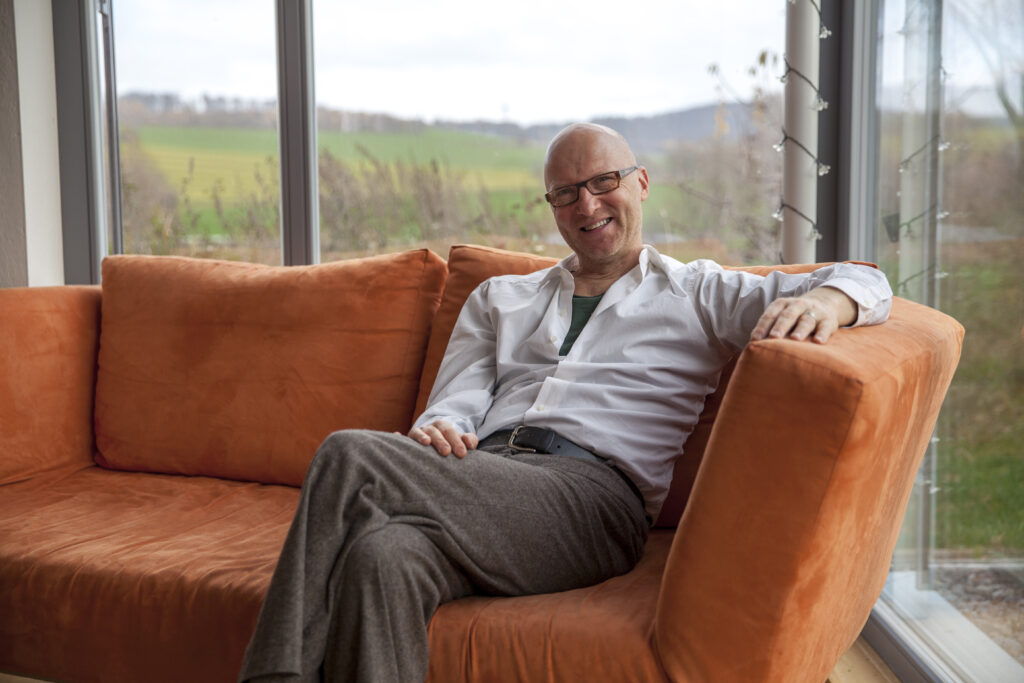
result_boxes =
[15,0,63,286]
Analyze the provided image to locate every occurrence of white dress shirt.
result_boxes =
[414,245,893,519]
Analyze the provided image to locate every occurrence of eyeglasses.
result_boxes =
[544,166,639,208]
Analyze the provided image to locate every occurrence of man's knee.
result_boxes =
[345,525,436,589]
[311,429,389,471]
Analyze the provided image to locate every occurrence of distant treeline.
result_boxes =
[118,90,767,156]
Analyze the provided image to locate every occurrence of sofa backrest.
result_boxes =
[0,286,101,485]
[414,244,831,527]
[93,250,447,486]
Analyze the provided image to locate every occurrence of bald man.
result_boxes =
[239,124,892,683]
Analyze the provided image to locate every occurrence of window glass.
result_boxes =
[313,0,786,265]
[874,0,1024,675]
[112,0,281,264]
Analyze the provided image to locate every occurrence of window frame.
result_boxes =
[53,0,319,280]
[53,0,107,284]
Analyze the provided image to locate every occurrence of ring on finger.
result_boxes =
[802,310,819,321]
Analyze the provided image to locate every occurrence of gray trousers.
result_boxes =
[238,429,648,683]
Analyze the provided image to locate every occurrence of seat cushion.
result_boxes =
[427,530,674,682]
[94,250,447,485]
[0,466,674,683]
[0,467,298,683]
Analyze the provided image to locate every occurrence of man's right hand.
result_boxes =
[406,420,479,458]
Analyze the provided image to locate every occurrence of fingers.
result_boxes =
[406,420,474,457]
[750,297,837,344]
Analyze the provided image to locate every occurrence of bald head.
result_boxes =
[541,123,649,282]
[544,124,637,190]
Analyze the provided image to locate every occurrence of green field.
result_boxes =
[130,125,544,206]
[120,124,734,264]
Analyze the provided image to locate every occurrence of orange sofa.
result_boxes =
[0,245,963,683]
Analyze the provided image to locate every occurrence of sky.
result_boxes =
[112,0,1012,125]
[112,0,789,126]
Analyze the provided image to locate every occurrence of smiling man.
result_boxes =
[239,123,893,683]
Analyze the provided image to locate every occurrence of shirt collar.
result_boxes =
[549,244,667,285]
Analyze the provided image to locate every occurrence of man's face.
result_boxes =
[544,129,649,275]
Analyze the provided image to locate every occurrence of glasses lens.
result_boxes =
[549,186,578,207]
[587,173,621,195]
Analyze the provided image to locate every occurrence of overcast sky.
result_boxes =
[112,0,788,125]
[112,0,1009,124]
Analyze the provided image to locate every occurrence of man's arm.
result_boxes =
[405,283,498,457]
[749,286,857,344]
[689,260,892,351]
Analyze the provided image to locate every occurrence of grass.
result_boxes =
[121,124,737,255]
[316,128,543,174]
[132,125,544,206]
[932,243,1024,557]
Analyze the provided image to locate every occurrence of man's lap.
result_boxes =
[311,429,648,596]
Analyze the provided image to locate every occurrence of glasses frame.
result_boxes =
[544,166,640,207]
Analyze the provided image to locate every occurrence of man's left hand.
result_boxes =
[750,287,857,344]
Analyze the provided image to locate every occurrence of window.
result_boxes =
[112,0,282,264]
[311,0,787,266]
[99,0,787,269]
[863,0,1024,678]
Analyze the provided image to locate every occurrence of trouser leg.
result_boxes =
[238,429,647,683]
[322,523,472,683]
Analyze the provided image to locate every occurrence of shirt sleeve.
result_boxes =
[411,281,499,435]
[688,260,893,352]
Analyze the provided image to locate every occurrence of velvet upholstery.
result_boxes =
[654,297,964,681]
[0,246,963,683]
[0,285,100,485]
[0,468,295,683]
[94,251,446,485]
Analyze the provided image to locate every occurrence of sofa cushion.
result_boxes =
[94,250,447,485]
[427,530,674,682]
[0,286,100,485]
[414,245,837,527]
[0,467,296,683]
[0,465,674,683]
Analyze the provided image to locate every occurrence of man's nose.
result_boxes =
[575,186,601,214]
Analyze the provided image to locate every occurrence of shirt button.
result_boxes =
[549,335,558,344]
[537,405,546,411]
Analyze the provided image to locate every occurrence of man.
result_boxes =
[239,123,892,683]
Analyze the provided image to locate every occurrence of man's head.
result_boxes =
[544,123,649,277]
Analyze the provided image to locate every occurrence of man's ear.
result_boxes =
[638,166,650,201]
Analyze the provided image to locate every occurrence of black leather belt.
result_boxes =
[480,426,645,507]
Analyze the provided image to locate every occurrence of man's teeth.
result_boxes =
[582,218,611,232]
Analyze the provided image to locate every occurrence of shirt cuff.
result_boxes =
[819,280,890,327]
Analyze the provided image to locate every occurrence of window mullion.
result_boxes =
[53,0,107,284]
[98,0,122,256]
[836,0,881,262]
[276,0,318,266]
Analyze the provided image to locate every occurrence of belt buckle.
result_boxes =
[506,425,537,453]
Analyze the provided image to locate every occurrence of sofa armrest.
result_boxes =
[653,297,963,682]
[0,286,101,485]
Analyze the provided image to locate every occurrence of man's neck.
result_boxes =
[571,253,641,296]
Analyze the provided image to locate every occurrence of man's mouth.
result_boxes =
[581,218,612,232]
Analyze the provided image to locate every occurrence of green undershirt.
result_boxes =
[558,293,604,356]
